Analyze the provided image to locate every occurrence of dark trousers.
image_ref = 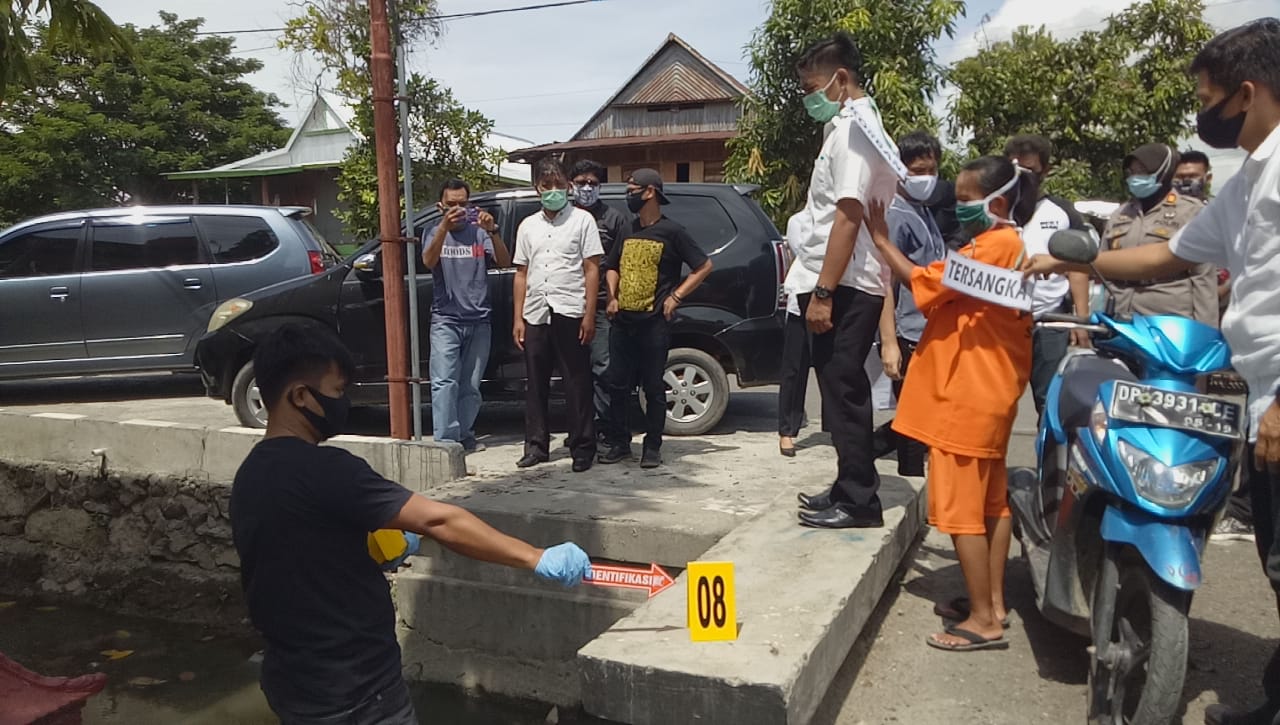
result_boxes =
[778,311,811,437]
[801,287,884,514]
[872,337,927,476]
[523,313,595,460]
[270,678,417,725]
[589,309,612,432]
[1244,445,1280,709]
[606,315,670,451]
[1031,326,1069,415]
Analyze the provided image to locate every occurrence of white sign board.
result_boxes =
[941,250,1033,312]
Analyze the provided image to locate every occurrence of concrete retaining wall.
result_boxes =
[0,410,465,626]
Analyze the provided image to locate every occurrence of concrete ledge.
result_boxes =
[577,463,926,725]
[0,411,465,486]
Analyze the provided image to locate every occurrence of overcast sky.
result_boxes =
[94,0,1277,175]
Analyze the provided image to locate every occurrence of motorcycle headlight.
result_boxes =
[1117,439,1218,508]
[207,298,253,333]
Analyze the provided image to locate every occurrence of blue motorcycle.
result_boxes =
[1007,229,1243,725]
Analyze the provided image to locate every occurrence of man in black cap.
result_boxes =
[600,169,713,468]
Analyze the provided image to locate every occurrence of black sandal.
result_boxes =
[926,625,1010,652]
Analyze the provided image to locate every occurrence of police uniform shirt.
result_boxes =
[1104,191,1219,325]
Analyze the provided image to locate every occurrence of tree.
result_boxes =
[947,0,1215,201]
[726,0,966,223]
[1,0,132,99]
[282,0,503,239]
[0,13,289,226]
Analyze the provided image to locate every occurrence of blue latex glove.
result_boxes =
[381,532,421,572]
[534,543,592,587]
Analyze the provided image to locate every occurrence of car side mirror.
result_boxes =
[1048,229,1098,265]
[353,252,381,279]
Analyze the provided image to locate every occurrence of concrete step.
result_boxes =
[576,462,926,725]
[393,566,639,706]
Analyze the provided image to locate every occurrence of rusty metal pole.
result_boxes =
[370,0,412,439]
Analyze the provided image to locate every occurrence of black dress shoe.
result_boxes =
[516,453,549,468]
[798,505,884,529]
[572,456,593,473]
[797,490,833,511]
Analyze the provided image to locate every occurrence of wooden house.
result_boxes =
[508,34,750,184]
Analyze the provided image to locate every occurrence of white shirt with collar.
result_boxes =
[513,205,604,325]
[1022,198,1073,319]
[784,97,901,299]
[1169,121,1280,440]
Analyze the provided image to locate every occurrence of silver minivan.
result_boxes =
[0,205,340,380]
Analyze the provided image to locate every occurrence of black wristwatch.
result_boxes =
[813,285,833,300]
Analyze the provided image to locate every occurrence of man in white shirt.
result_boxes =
[512,158,604,473]
[1004,134,1093,415]
[1026,20,1280,724]
[788,31,902,530]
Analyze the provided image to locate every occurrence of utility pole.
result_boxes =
[393,0,424,441]
[369,0,412,439]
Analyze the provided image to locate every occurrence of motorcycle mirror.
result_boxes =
[1048,229,1099,265]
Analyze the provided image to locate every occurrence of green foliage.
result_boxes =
[282,0,502,239]
[726,0,965,223]
[0,0,132,99]
[0,13,289,226]
[948,0,1215,201]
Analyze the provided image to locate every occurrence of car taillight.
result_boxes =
[773,241,791,310]
[308,250,325,275]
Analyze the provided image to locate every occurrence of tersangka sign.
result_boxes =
[941,250,1033,312]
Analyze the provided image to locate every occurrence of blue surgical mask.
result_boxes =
[541,188,568,212]
[1125,146,1172,200]
[803,74,842,124]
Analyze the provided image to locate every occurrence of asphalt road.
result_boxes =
[0,372,1272,724]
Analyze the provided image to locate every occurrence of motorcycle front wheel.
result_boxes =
[1088,546,1191,725]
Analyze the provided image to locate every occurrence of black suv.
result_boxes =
[196,183,787,435]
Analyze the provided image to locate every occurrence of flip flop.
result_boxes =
[926,625,1010,652]
[932,597,1010,628]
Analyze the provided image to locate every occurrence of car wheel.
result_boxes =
[657,347,729,436]
[231,360,269,429]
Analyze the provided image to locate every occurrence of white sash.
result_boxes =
[844,98,908,181]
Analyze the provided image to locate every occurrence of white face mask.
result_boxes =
[574,183,600,208]
[903,174,938,202]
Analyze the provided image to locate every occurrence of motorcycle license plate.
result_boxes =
[1109,382,1243,440]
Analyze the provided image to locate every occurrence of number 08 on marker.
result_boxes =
[686,561,737,642]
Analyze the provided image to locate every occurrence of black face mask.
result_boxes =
[626,191,647,213]
[299,386,351,440]
[1197,92,1247,150]
[1173,178,1206,199]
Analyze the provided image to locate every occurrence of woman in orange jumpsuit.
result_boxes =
[867,156,1035,651]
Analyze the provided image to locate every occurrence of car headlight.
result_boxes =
[207,298,253,333]
[1117,439,1218,508]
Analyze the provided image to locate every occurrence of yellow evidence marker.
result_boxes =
[367,529,409,565]
[686,561,737,642]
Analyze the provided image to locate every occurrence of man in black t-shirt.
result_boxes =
[570,159,632,439]
[599,169,713,468]
[230,324,592,724]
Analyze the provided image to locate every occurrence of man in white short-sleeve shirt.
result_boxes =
[1005,134,1094,415]
[513,158,604,473]
[1026,20,1280,724]
[788,31,902,531]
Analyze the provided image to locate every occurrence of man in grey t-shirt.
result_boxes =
[422,178,511,451]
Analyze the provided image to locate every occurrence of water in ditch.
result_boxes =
[0,599,611,724]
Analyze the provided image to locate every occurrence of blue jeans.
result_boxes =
[429,318,491,448]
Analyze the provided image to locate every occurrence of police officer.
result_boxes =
[1103,143,1219,325]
